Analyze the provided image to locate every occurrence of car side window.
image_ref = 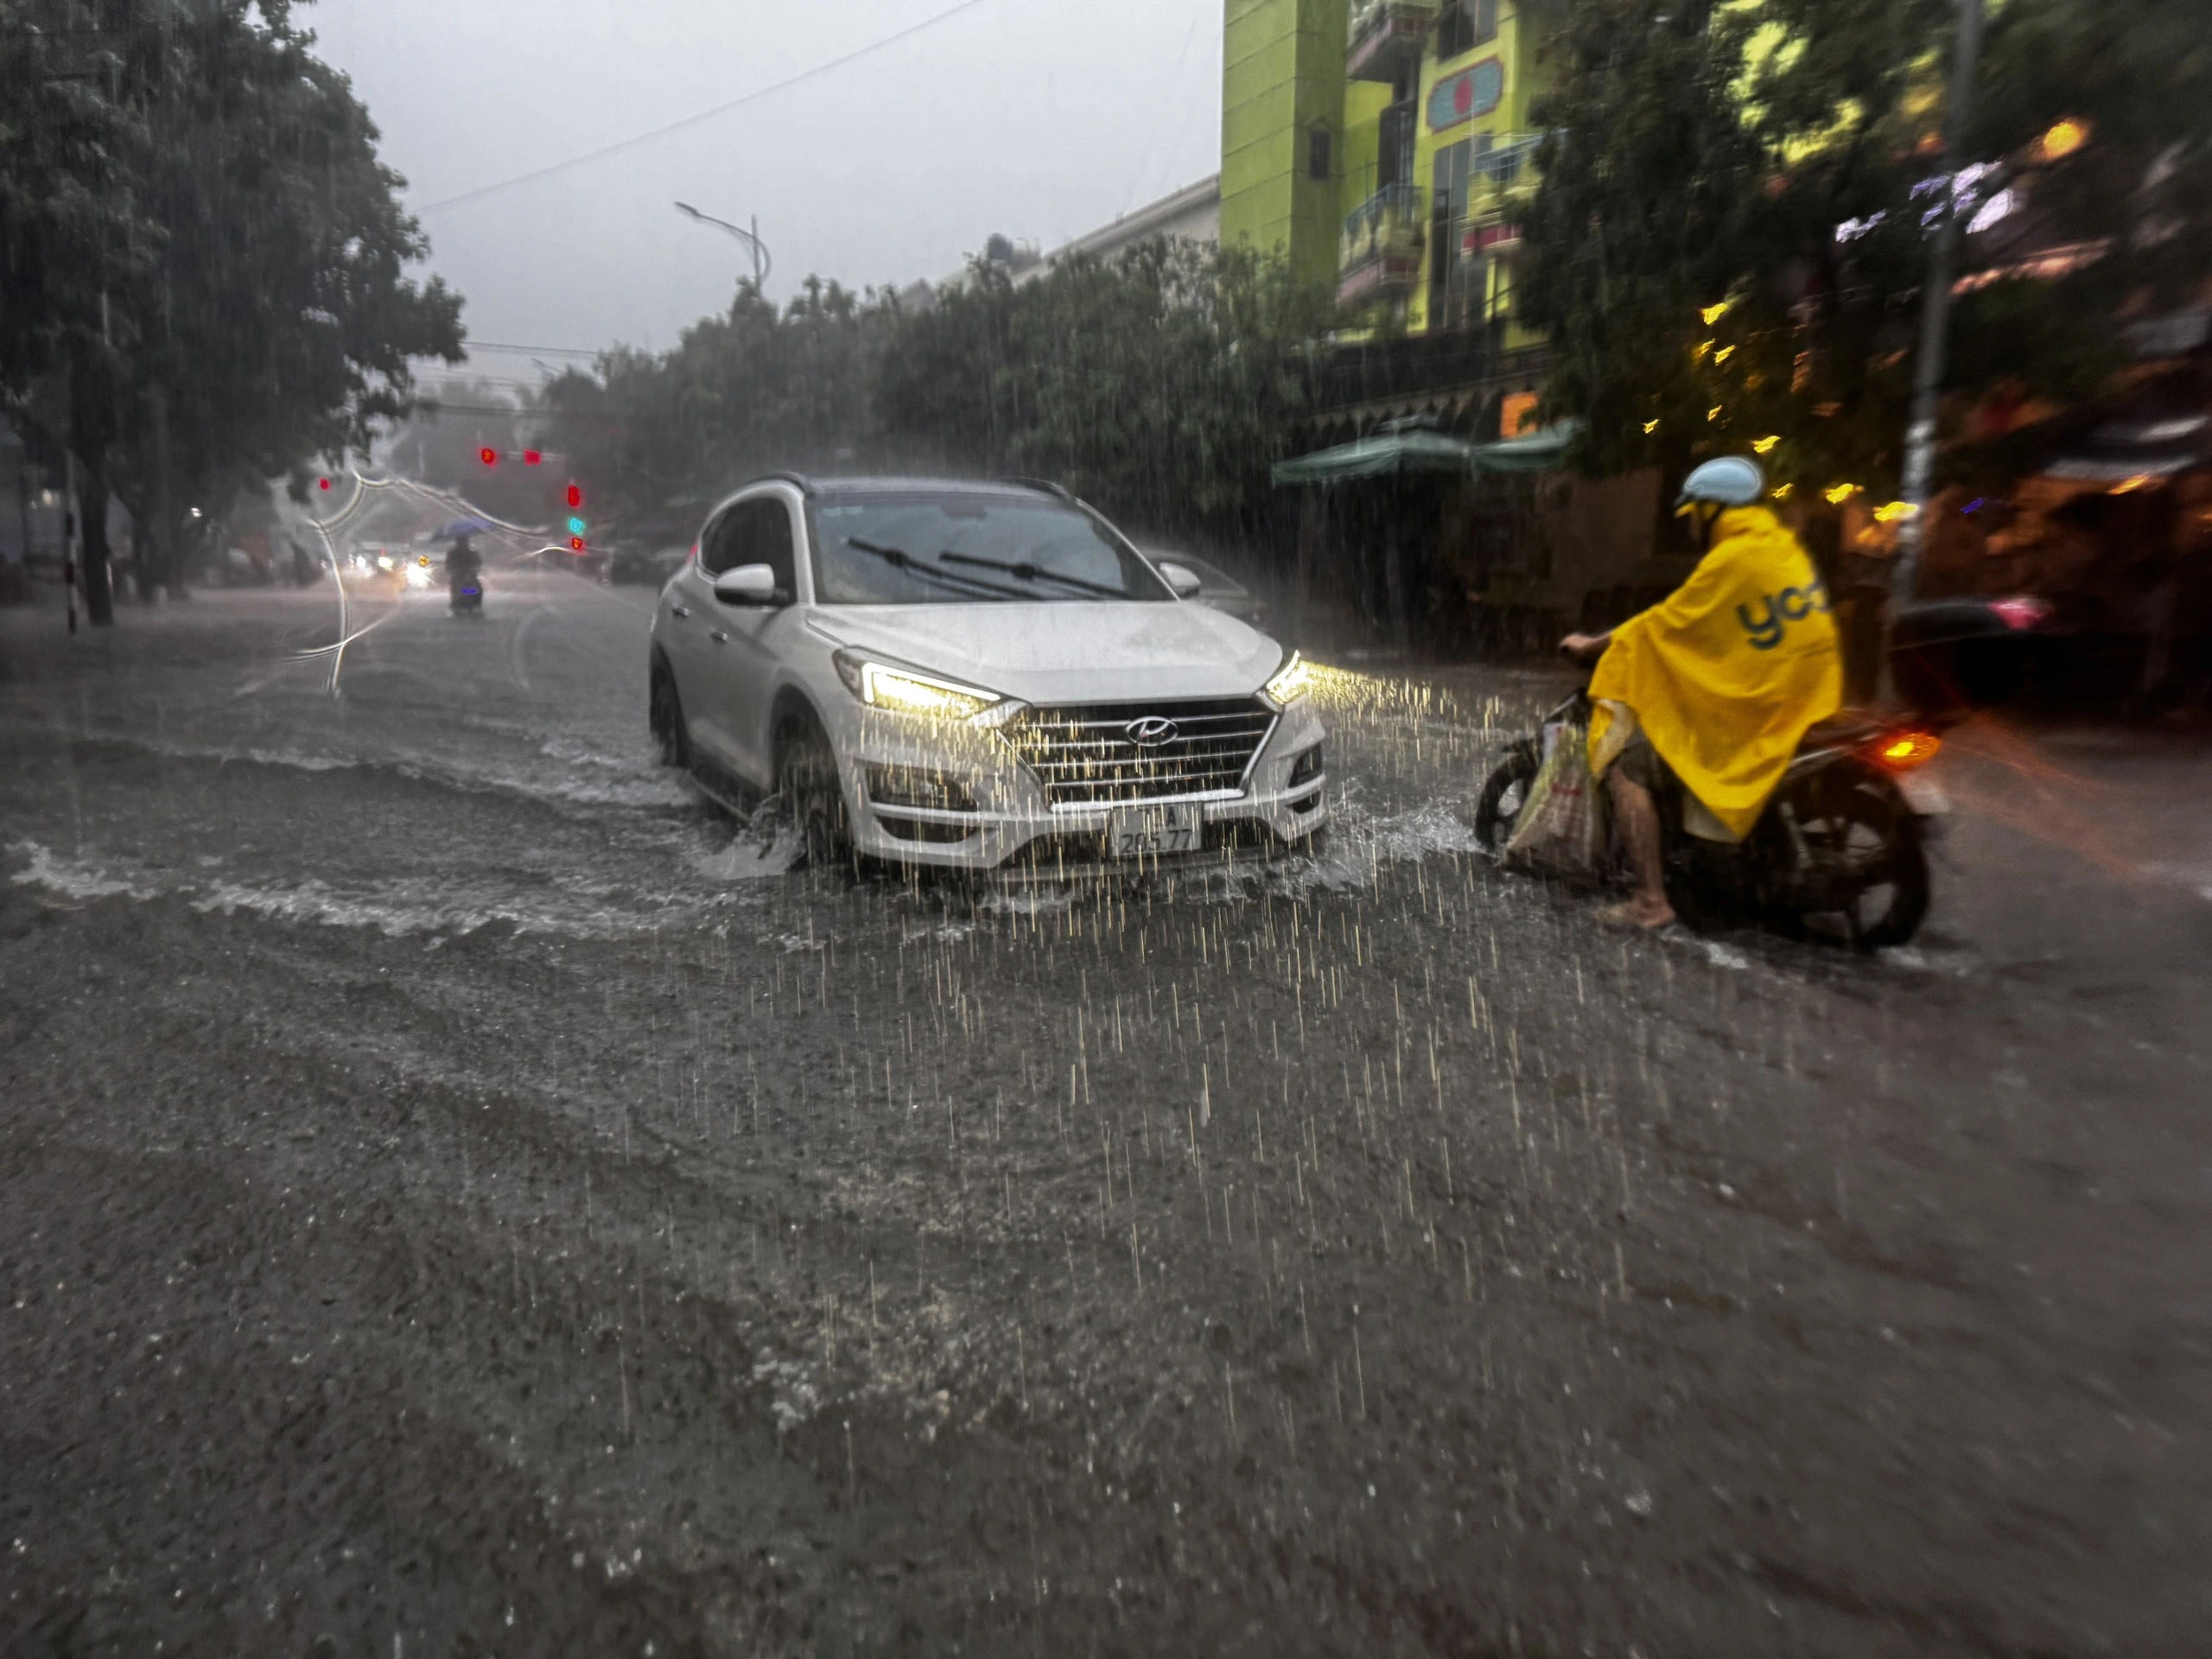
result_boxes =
[698,510,742,577]
[749,499,798,600]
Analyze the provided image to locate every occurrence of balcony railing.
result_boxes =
[1457,213,1524,262]
[1338,184,1427,308]
[1347,0,1437,82]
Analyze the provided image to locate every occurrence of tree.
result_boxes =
[540,241,1329,555]
[0,1,149,398]
[1516,0,2202,505]
[103,0,463,597]
[4,0,463,614]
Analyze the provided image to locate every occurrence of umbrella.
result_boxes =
[435,517,493,540]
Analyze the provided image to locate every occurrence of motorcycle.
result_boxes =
[1476,689,1945,950]
[449,573,484,615]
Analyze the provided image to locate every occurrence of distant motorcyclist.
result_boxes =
[445,533,483,584]
[1559,456,1843,930]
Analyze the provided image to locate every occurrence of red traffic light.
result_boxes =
[524,449,543,467]
[565,482,583,510]
[479,447,499,467]
[318,477,332,492]
[569,536,586,552]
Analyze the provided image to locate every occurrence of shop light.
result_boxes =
[1752,435,1781,454]
[1823,483,1858,505]
[2037,118,2088,162]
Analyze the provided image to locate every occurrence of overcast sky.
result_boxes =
[306,0,1224,380]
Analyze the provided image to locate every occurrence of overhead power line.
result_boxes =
[414,0,997,216]
[461,341,606,359]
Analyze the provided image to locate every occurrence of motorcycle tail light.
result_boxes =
[1870,730,1942,772]
[1990,596,2051,632]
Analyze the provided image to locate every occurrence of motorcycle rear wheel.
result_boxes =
[1773,768,1929,951]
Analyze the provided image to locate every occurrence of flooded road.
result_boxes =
[3,568,2209,1656]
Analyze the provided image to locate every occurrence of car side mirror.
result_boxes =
[1157,561,1203,599]
[713,563,779,606]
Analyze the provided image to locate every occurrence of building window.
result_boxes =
[1435,2,1472,58]
[1308,127,1332,183]
[1434,0,1497,60]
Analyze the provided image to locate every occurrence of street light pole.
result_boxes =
[1891,0,1986,607]
[674,202,772,289]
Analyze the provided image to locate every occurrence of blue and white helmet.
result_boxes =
[1675,455,1766,509]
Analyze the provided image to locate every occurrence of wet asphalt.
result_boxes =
[2,563,2209,1657]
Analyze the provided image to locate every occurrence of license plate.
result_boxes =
[1106,803,1204,858]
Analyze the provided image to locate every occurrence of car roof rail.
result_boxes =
[746,471,816,496]
[1002,475,1073,500]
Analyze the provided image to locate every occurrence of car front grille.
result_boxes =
[1003,697,1276,808]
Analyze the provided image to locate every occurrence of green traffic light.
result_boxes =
[567,516,587,536]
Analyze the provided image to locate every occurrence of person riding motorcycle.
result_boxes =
[1559,456,1844,930]
[446,532,483,587]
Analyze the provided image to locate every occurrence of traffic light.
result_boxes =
[318,477,332,492]
[566,516,587,536]
[565,482,582,510]
[569,537,586,552]
[524,449,543,467]
[479,447,499,467]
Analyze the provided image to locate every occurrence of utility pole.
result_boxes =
[1891,0,1986,607]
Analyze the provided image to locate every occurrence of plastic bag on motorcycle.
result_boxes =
[1503,714,1608,877]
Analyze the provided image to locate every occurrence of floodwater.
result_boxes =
[3,562,2209,1656]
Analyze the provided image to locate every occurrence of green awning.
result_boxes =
[1271,420,1584,486]
[1270,430,1477,486]
[1468,421,1583,474]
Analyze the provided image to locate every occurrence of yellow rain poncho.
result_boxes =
[1588,505,1843,840]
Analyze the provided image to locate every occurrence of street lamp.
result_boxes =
[674,201,772,289]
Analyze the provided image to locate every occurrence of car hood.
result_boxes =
[806,601,1283,704]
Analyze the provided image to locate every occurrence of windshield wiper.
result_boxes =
[936,550,1127,598]
[842,537,1030,602]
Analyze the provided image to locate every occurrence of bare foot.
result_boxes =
[1598,899,1677,931]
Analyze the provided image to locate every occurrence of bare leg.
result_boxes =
[1605,772,1676,930]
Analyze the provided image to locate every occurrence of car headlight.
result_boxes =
[1262,652,1313,710]
[832,649,1002,721]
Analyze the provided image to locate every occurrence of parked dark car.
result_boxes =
[603,543,690,587]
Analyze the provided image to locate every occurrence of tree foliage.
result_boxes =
[1,0,464,607]
[543,242,1331,543]
[1517,0,2208,498]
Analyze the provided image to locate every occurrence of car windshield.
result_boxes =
[810,493,1171,605]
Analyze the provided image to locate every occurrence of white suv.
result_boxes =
[646,475,1327,871]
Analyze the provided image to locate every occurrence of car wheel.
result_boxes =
[776,715,850,874]
[650,660,691,769]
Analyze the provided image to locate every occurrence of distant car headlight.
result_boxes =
[832,649,1002,721]
[1262,652,1314,710]
[404,564,430,588]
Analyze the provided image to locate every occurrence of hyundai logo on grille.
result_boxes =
[1123,716,1180,747]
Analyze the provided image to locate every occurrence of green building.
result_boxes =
[1223,0,1554,411]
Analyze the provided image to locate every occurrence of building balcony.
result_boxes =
[1458,213,1523,261]
[1347,0,1437,83]
[1338,184,1427,308]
